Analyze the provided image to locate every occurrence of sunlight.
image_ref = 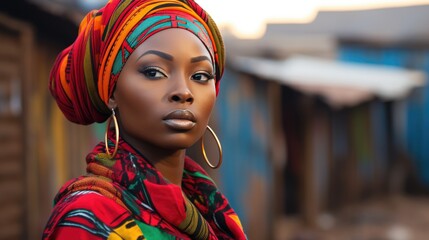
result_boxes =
[196,0,429,39]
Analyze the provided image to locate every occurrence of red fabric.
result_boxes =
[45,192,132,239]
[43,134,247,239]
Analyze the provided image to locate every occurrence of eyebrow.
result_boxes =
[136,50,174,62]
[190,55,212,64]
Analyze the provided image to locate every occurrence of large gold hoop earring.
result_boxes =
[201,125,223,169]
[105,108,119,159]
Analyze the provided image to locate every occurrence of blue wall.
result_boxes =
[215,69,273,227]
[339,46,429,185]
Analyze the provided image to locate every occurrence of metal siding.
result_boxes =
[339,46,429,185]
[370,100,388,179]
[215,69,272,228]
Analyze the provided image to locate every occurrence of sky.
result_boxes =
[196,0,429,38]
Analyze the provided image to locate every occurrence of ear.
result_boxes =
[108,95,117,110]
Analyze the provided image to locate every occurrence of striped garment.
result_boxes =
[42,132,247,239]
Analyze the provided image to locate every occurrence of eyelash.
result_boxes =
[139,66,167,80]
[139,66,214,82]
[192,72,215,83]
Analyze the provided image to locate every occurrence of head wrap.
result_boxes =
[50,0,225,125]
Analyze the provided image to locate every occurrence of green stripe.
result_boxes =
[127,15,171,47]
[183,170,214,183]
[135,220,176,239]
[84,36,109,115]
[177,16,202,35]
[104,0,134,40]
[121,190,141,215]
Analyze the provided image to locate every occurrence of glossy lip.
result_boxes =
[163,109,197,131]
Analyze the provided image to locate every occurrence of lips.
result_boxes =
[163,109,196,131]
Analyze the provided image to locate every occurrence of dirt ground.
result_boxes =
[275,195,429,240]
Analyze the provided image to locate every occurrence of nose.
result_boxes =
[168,79,194,104]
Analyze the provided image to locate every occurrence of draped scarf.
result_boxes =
[42,132,247,239]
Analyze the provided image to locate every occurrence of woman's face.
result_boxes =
[111,28,216,152]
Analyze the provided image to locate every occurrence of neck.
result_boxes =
[120,136,186,186]
[148,149,186,186]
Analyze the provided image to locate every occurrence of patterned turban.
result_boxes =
[49,0,224,125]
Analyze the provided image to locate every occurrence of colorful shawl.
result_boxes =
[42,133,247,239]
[49,0,225,125]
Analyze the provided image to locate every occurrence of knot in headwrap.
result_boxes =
[49,0,225,125]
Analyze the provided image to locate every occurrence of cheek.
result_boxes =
[205,96,216,115]
[115,78,160,126]
[117,71,161,109]
[122,92,159,121]
[198,91,217,123]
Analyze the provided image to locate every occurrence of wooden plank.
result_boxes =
[0,160,21,178]
[0,179,24,204]
[0,58,19,81]
[0,13,28,240]
[0,222,21,240]
[0,140,22,159]
[0,37,20,60]
[0,114,20,122]
[0,121,21,141]
[301,98,318,227]
[0,203,22,224]
[0,62,19,76]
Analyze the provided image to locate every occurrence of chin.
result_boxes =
[164,140,196,150]
[160,134,199,150]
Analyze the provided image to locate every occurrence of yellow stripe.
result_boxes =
[229,214,244,230]
[178,198,209,239]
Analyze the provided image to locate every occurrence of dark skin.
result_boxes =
[108,29,216,186]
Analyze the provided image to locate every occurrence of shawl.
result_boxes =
[49,0,225,125]
[42,133,247,239]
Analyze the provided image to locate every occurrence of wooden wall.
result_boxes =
[0,13,98,239]
[0,14,29,240]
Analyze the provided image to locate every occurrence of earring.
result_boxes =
[201,125,223,169]
[105,108,119,159]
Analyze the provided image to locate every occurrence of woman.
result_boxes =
[42,0,247,239]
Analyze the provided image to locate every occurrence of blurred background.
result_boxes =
[1,0,429,239]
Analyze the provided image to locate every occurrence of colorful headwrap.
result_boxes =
[50,0,225,125]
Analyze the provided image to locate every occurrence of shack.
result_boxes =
[0,1,95,239]
[217,4,429,239]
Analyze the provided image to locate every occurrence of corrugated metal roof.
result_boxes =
[232,55,426,108]
[223,5,429,58]
[265,5,429,43]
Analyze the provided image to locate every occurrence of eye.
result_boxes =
[192,72,214,83]
[140,67,167,79]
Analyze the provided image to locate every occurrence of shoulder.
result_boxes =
[42,190,131,240]
[63,190,128,215]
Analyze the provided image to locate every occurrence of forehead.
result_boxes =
[131,28,213,61]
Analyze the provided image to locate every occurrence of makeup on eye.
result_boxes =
[138,63,214,82]
[139,66,167,79]
[192,71,215,82]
